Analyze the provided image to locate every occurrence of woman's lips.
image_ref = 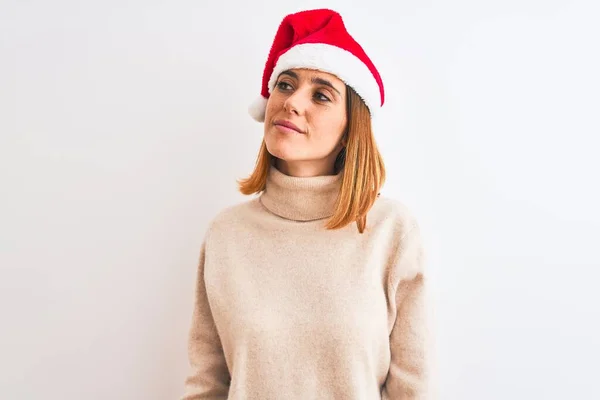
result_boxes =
[273,120,304,134]
[274,124,304,134]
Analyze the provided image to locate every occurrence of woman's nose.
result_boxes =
[283,89,309,115]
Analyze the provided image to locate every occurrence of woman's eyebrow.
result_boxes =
[278,70,342,96]
[311,77,341,96]
[280,70,299,79]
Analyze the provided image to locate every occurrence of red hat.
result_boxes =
[248,8,385,122]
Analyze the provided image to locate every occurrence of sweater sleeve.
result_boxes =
[381,222,432,400]
[181,238,231,400]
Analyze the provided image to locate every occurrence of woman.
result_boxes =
[181,8,431,400]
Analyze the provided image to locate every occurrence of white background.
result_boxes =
[1,0,598,399]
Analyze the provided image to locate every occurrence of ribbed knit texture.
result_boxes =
[181,165,430,399]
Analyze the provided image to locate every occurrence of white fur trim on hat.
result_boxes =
[248,95,268,122]
[267,43,381,117]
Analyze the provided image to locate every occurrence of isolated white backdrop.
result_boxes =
[1,1,598,399]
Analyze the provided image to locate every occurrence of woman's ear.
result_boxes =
[337,136,347,152]
[340,129,349,148]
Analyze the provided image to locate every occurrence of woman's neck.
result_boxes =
[259,164,343,221]
[274,158,338,177]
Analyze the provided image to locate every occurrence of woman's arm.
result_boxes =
[181,239,230,400]
[382,222,432,399]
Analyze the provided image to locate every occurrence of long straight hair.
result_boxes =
[237,85,386,233]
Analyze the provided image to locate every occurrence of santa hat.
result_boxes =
[248,8,385,122]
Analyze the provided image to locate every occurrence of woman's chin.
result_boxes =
[265,140,300,160]
[267,148,295,161]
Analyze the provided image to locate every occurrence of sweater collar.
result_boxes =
[259,165,343,222]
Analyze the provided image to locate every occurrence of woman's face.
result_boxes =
[263,68,347,176]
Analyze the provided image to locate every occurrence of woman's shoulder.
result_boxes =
[371,195,426,280]
[203,197,262,234]
[370,194,420,233]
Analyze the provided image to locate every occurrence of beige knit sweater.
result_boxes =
[181,165,430,399]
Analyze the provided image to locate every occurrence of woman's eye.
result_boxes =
[315,92,331,102]
[276,82,330,102]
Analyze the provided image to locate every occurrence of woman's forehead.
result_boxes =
[281,68,345,88]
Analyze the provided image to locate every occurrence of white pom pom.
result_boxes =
[248,95,268,122]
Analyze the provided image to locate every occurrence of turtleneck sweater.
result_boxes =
[180,165,431,400]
